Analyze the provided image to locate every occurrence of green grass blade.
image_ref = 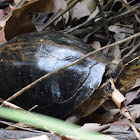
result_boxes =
[0,107,109,140]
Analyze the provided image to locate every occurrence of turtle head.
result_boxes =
[115,55,140,93]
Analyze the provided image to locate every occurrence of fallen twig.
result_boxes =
[123,39,140,58]
[110,79,140,140]
[95,0,110,38]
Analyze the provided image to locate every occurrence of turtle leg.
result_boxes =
[66,114,81,124]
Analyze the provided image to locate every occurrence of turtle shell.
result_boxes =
[0,30,106,119]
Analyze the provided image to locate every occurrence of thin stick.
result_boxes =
[4,32,140,102]
[121,104,140,140]
[0,120,47,134]
[40,0,81,31]
[95,0,110,38]
[107,79,140,140]
[118,0,140,15]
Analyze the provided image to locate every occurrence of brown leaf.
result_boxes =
[14,0,19,4]
[70,2,90,20]
[5,0,54,40]
[129,104,140,118]
[0,7,11,21]
[70,0,96,20]
[24,0,54,13]
[5,10,36,40]
[53,0,69,24]
[83,0,96,13]
[112,89,126,109]
[0,27,7,43]
[111,114,136,129]
[125,88,140,105]
[132,78,140,89]
[80,112,116,124]
[90,41,101,50]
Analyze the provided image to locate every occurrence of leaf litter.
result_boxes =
[0,0,140,139]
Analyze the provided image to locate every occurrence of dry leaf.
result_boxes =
[125,88,140,105]
[5,9,36,40]
[14,0,20,4]
[132,78,140,89]
[81,123,110,132]
[111,45,121,60]
[120,105,140,139]
[90,41,101,50]
[5,0,54,40]
[70,0,96,20]
[111,114,136,130]
[83,0,96,13]
[70,2,90,20]
[129,104,140,118]
[112,89,126,109]
[9,4,16,10]
[12,0,53,17]
[87,6,99,22]
[0,27,7,43]
[26,0,54,13]
[109,25,134,41]
[80,112,116,124]
[0,7,11,21]
[53,0,69,24]
[103,109,120,121]
[17,134,50,140]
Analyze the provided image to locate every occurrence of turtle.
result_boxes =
[0,30,139,122]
